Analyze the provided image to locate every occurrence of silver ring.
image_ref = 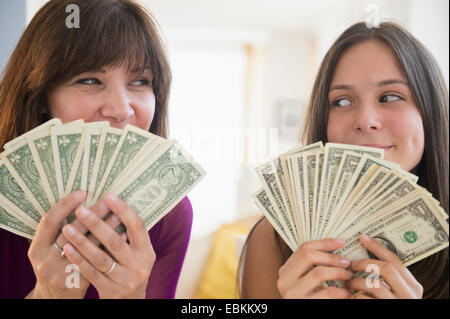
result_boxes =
[104,261,116,275]
[53,242,65,256]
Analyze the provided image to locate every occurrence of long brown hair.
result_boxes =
[0,0,171,150]
[239,21,449,299]
[300,21,448,299]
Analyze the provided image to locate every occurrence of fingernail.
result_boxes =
[361,234,372,242]
[74,190,85,201]
[111,214,119,223]
[98,201,108,212]
[64,225,76,237]
[334,238,345,245]
[340,258,351,265]
[107,193,118,202]
[64,243,74,254]
[78,206,91,218]
[346,270,354,278]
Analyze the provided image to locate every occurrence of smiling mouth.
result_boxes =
[360,144,394,151]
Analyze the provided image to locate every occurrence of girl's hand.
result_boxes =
[61,193,156,299]
[346,234,423,299]
[28,190,124,299]
[277,238,353,299]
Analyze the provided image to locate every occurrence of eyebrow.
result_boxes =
[329,79,410,92]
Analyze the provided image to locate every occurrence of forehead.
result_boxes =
[331,39,407,85]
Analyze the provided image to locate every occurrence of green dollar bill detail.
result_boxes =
[5,144,51,212]
[66,149,84,224]
[0,162,41,226]
[98,131,150,199]
[58,133,82,191]
[92,131,121,200]
[86,134,100,200]
[115,143,205,231]
[34,135,59,203]
[0,204,35,239]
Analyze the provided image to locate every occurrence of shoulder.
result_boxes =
[149,196,193,251]
[164,196,193,228]
[244,217,284,265]
[152,196,193,232]
[240,217,284,298]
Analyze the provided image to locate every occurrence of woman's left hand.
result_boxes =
[61,193,156,299]
[345,234,423,299]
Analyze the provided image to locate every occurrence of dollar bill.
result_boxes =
[253,188,297,251]
[93,125,163,203]
[106,140,206,231]
[86,127,123,207]
[2,139,52,216]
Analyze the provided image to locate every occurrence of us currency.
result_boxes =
[27,128,59,206]
[64,122,110,223]
[65,122,110,197]
[323,154,402,238]
[330,193,449,289]
[0,203,35,240]
[51,123,85,200]
[254,188,297,251]
[0,159,41,228]
[322,152,363,237]
[324,165,387,238]
[2,118,63,151]
[256,162,297,245]
[278,142,324,239]
[302,150,319,244]
[315,144,384,239]
[311,152,324,240]
[2,139,52,216]
[338,175,422,236]
[86,127,123,207]
[106,140,206,231]
[93,125,163,204]
[82,126,106,207]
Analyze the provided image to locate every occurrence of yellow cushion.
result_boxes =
[194,215,261,299]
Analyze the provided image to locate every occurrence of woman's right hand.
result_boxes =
[27,190,124,299]
[277,238,353,299]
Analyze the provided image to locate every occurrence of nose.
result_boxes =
[353,103,382,133]
[100,86,135,124]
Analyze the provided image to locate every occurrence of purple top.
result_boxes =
[0,196,193,299]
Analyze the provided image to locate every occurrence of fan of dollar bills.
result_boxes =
[254,142,449,274]
[0,118,206,240]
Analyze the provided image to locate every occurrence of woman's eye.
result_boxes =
[131,78,151,87]
[332,97,352,107]
[76,78,100,85]
[380,94,402,103]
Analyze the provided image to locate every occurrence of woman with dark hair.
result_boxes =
[0,0,193,299]
[240,21,448,299]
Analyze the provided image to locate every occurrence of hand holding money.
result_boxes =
[1,118,206,298]
[0,118,206,239]
[254,142,448,296]
[277,238,353,299]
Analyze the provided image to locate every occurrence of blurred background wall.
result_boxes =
[1,0,448,298]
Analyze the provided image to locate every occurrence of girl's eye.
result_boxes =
[380,94,402,103]
[76,78,100,85]
[332,97,352,107]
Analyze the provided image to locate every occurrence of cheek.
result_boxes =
[388,109,424,170]
[47,90,96,122]
[134,94,156,131]
[327,111,350,143]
